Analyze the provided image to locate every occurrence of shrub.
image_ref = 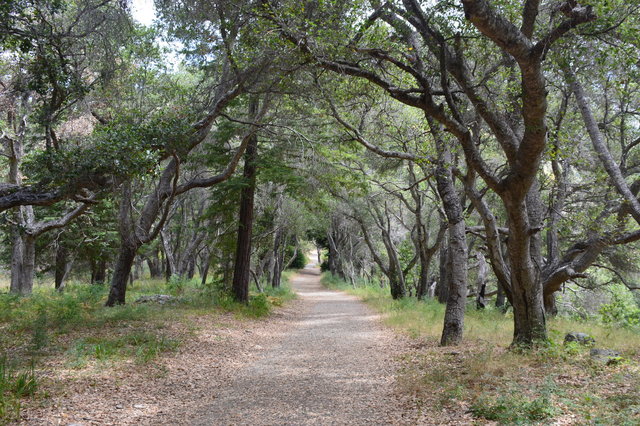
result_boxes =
[470,394,556,423]
[287,249,308,269]
[0,355,38,423]
[599,285,640,328]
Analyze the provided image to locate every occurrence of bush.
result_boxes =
[599,285,640,328]
[470,394,556,423]
[287,248,308,269]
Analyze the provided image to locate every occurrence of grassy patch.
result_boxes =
[322,273,640,424]
[68,331,180,365]
[0,355,38,423]
[0,271,297,421]
[470,393,556,423]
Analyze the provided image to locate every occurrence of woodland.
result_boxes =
[0,0,640,424]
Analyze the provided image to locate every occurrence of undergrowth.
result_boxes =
[322,273,640,424]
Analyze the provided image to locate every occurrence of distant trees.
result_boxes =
[0,0,639,351]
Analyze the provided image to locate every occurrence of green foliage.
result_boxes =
[69,332,180,365]
[598,285,640,328]
[22,109,194,187]
[287,248,308,269]
[470,393,557,424]
[0,355,38,423]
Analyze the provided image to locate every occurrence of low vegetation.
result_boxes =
[323,273,640,424]
[0,274,295,423]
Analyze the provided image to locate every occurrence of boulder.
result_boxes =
[564,332,595,345]
[590,348,622,365]
[134,294,177,305]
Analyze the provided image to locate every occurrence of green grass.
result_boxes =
[67,331,180,365]
[322,273,640,424]
[0,270,298,422]
[0,355,38,423]
[470,393,557,423]
[321,273,640,353]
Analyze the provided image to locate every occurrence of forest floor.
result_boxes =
[17,266,430,425]
[14,267,639,424]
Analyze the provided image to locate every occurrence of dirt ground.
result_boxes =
[20,266,424,425]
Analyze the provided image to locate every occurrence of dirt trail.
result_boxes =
[22,265,412,425]
[183,265,407,425]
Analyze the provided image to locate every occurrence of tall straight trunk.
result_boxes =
[231,99,259,303]
[271,228,284,288]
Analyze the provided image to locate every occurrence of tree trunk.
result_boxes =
[436,242,450,304]
[271,229,284,288]
[94,259,107,284]
[544,292,558,316]
[231,99,259,303]
[505,201,547,345]
[475,251,488,310]
[106,245,137,306]
[187,258,196,279]
[200,252,211,286]
[10,225,25,294]
[433,132,468,346]
[327,233,338,275]
[10,231,35,295]
[415,246,431,300]
[161,230,176,281]
[440,220,467,346]
[147,253,162,279]
[54,244,69,291]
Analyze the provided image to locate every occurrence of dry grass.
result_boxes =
[0,274,296,424]
[323,273,640,425]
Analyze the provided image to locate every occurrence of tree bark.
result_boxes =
[200,250,211,286]
[271,228,284,288]
[436,241,450,304]
[106,245,137,306]
[475,251,488,310]
[10,230,35,295]
[54,244,70,291]
[505,200,547,345]
[231,98,259,303]
[432,124,468,346]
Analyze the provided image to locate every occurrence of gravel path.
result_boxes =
[189,265,406,425]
